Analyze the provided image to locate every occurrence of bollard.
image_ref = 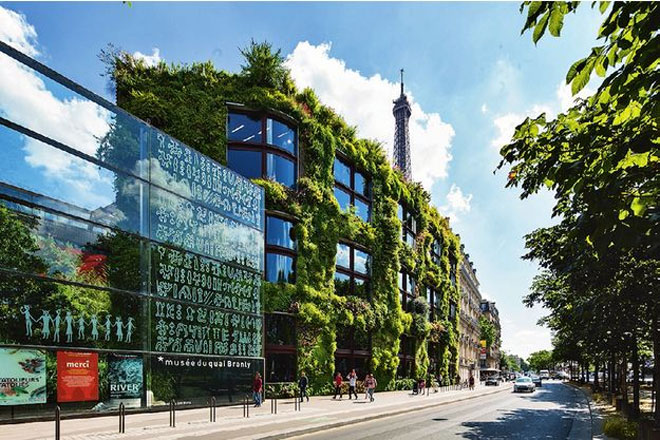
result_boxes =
[118,402,126,433]
[55,405,61,440]
[169,400,176,428]
[246,397,250,418]
[209,397,216,422]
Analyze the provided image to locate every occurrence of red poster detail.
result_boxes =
[57,351,99,402]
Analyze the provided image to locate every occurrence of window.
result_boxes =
[335,242,370,299]
[399,271,416,311]
[333,157,371,223]
[227,111,297,188]
[398,203,417,247]
[265,214,296,284]
[397,335,416,379]
[450,257,458,287]
[336,324,370,376]
[431,238,442,265]
[449,302,457,321]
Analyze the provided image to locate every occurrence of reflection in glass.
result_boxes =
[354,249,369,274]
[333,158,351,187]
[266,353,296,383]
[354,277,368,298]
[228,113,262,143]
[354,198,370,223]
[336,243,350,268]
[398,272,404,290]
[265,314,296,345]
[354,172,368,197]
[266,119,295,154]
[266,216,295,250]
[334,186,351,212]
[227,149,262,180]
[266,154,295,188]
[266,253,294,283]
[0,52,148,179]
[334,271,351,296]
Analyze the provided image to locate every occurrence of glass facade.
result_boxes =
[265,214,296,285]
[227,111,297,188]
[333,157,371,222]
[0,46,264,419]
[398,204,417,247]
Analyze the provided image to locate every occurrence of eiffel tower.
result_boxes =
[392,68,412,180]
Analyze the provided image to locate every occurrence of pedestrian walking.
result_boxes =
[299,371,310,402]
[365,373,377,402]
[253,372,263,407]
[347,369,358,400]
[469,374,475,391]
[332,372,343,399]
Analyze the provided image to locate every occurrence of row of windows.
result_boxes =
[265,215,296,283]
[398,204,417,247]
[336,242,370,299]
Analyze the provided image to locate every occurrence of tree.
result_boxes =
[239,40,291,91]
[527,350,554,373]
[479,316,496,348]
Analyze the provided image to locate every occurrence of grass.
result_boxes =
[603,415,639,440]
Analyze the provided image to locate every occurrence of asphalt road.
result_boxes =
[291,381,588,440]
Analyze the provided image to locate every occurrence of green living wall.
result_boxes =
[109,43,461,390]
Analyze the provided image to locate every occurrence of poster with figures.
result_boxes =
[0,348,47,406]
[18,305,138,347]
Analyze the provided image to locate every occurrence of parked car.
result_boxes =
[485,376,501,386]
[531,375,542,387]
[514,377,535,393]
[539,370,550,380]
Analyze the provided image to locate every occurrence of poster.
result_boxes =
[57,351,98,402]
[0,348,47,406]
[108,354,143,401]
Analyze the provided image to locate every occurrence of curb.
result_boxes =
[566,382,594,440]
[256,386,512,440]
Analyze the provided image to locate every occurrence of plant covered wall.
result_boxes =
[108,41,462,390]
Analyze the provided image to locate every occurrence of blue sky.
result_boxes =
[0,2,604,358]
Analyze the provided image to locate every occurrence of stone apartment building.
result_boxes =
[457,245,483,384]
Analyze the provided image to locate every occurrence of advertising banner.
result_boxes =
[0,348,47,406]
[108,354,143,402]
[57,351,98,402]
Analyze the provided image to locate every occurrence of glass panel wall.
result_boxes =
[333,157,371,222]
[334,242,370,299]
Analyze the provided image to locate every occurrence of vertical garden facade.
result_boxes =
[0,43,264,419]
[110,47,463,393]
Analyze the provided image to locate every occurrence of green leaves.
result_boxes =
[533,11,550,43]
[549,4,566,37]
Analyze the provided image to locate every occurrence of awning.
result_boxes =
[480,368,501,372]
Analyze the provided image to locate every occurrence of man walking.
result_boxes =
[365,373,377,402]
[332,372,343,399]
[347,369,358,400]
[253,372,263,407]
[469,374,475,391]
[298,371,309,402]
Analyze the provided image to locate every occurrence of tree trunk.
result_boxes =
[632,336,640,418]
[621,353,628,403]
[653,316,660,427]
[595,361,600,390]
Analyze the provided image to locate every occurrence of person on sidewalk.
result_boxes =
[347,369,358,400]
[469,374,475,391]
[332,372,343,399]
[365,373,377,402]
[299,371,310,402]
[253,372,263,407]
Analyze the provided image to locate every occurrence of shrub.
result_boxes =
[603,416,638,440]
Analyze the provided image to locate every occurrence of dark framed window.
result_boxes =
[227,111,297,188]
[398,271,416,311]
[426,286,444,321]
[265,313,297,382]
[398,203,417,247]
[397,335,416,379]
[335,242,370,299]
[449,257,458,287]
[431,238,442,265]
[333,157,371,223]
[449,301,457,321]
[265,214,296,284]
[336,324,371,376]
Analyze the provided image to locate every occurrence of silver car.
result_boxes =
[513,377,535,393]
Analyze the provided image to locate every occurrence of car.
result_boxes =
[539,370,550,380]
[485,376,500,386]
[514,377,535,393]
[531,375,542,387]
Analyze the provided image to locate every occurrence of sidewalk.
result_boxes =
[4,384,512,440]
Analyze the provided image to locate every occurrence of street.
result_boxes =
[291,381,590,440]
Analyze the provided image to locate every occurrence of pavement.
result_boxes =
[290,381,592,440]
[2,384,512,440]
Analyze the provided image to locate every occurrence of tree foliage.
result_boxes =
[527,349,554,372]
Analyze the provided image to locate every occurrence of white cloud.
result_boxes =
[133,48,161,67]
[481,103,488,114]
[0,6,38,56]
[556,80,595,112]
[491,104,553,151]
[0,6,114,209]
[285,41,454,190]
[440,184,473,223]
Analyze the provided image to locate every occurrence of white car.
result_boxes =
[514,377,535,393]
